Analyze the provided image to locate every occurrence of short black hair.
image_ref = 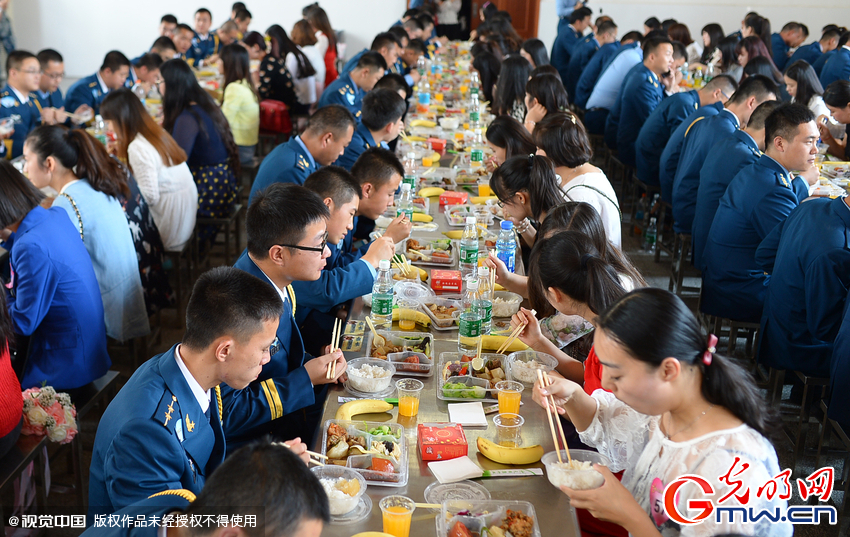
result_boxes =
[195,7,211,18]
[621,31,644,43]
[531,64,560,79]
[136,53,163,71]
[371,32,400,52]
[406,38,428,56]
[644,17,661,30]
[403,8,420,19]
[661,18,678,32]
[351,147,404,188]
[570,7,592,24]
[643,36,673,55]
[824,80,850,108]
[246,183,330,259]
[671,41,687,60]
[305,104,356,138]
[728,74,778,106]
[387,26,409,46]
[781,22,805,34]
[403,18,424,32]
[840,32,850,48]
[746,100,782,131]
[702,74,738,97]
[101,50,131,72]
[304,166,362,206]
[533,112,592,168]
[183,267,284,350]
[176,23,195,35]
[36,49,63,69]
[361,88,406,131]
[597,20,618,36]
[161,14,178,25]
[374,73,410,99]
[356,51,388,72]
[186,440,330,534]
[764,102,816,145]
[152,36,177,52]
[232,2,246,12]
[7,50,36,74]
[416,13,435,27]
[235,9,252,21]
[0,160,45,229]
[821,29,842,42]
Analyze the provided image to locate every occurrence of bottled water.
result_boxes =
[93,115,108,146]
[496,220,516,273]
[403,152,417,190]
[644,217,658,253]
[418,76,431,107]
[469,93,481,130]
[417,55,427,76]
[477,266,493,335]
[397,183,414,225]
[131,82,147,104]
[460,216,479,278]
[458,279,483,359]
[470,71,480,97]
[371,259,394,329]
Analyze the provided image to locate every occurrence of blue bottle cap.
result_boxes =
[500,220,513,230]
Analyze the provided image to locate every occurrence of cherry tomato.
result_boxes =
[448,521,472,537]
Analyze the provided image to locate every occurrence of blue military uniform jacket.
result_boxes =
[700,154,805,322]
[0,86,42,159]
[813,49,835,76]
[340,48,368,79]
[335,122,378,171]
[317,74,363,122]
[65,73,107,116]
[88,346,226,520]
[190,33,221,64]
[659,102,723,202]
[566,36,600,104]
[672,109,740,233]
[829,290,850,429]
[609,65,664,166]
[574,42,620,109]
[692,129,761,270]
[249,136,319,203]
[635,90,700,187]
[756,196,850,378]
[771,33,790,72]
[551,25,582,82]
[819,47,850,89]
[225,251,316,451]
[787,42,823,70]
[84,492,193,535]
[34,88,64,110]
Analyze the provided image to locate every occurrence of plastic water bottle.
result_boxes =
[470,71,480,97]
[477,266,493,335]
[131,82,147,104]
[458,279,483,360]
[417,55,427,76]
[634,193,647,236]
[644,217,657,253]
[418,76,431,108]
[460,216,479,278]
[496,220,516,273]
[469,93,481,130]
[371,259,394,329]
[397,183,414,224]
[93,115,108,146]
[403,152,417,190]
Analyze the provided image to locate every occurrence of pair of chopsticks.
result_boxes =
[393,254,415,278]
[495,309,536,354]
[489,261,496,293]
[277,442,329,466]
[326,318,342,379]
[537,369,571,464]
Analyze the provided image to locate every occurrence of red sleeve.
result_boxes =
[582,346,605,395]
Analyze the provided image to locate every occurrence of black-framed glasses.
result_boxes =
[278,232,328,254]
[269,336,281,356]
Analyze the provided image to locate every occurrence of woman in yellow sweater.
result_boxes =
[219,43,260,165]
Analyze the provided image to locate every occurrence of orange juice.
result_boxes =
[398,395,420,417]
[498,389,521,415]
[478,184,492,197]
[382,505,413,537]
[399,319,416,331]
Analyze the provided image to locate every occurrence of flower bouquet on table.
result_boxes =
[21,386,78,444]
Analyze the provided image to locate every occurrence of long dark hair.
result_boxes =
[160,59,240,176]
[304,5,336,56]
[267,24,316,78]
[0,159,44,229]
[485,116,536,159]
[489,154,563,222]
[784,60,824,108]
[735,36,774,69]
[521,38,550,68]
[493,56,531,116]
[596,288,779,438]
[717,36,740,73]
[824,80,850,108]
[700,23,725,64]
[26,125,129,198]
[526,73,569,113]
[744,14,772,57]
[471,51,501,103]
[220,43,259,104]
[533,111,592,168]
[742,56,782,85]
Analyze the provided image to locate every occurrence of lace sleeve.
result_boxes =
[578,390,653,473]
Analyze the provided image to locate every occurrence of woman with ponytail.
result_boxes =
[533,288,790,537]
[23,126,149,342]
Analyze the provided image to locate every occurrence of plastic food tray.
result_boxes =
[418,297,461,331]
[364,330,434,377]
[436,352,507,403]
[436,500,541,537]
[403,238,458,268]
[321,420,408,487]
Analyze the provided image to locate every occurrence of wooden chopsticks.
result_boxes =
[495,309,536,354]
[393,254,415,279]
[536,369,571,464]
[277,442,328,466]
[327,318,342,380]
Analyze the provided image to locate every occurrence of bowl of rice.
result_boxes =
[542,449,610,490]
[506,350,559,385]
[491,291,523,318]
[312,465,367,516]
[346,358,396,393]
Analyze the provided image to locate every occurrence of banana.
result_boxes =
[335,399,394,421]
[469,196,498,205]
[494,283,506,291]
[412,213,433,222]
[477,437,544,465]
[406,135,427,142]
[350,533,396,537]
[392,309,431,326]
[418,186,445,198]
[410,119,437,128]
[480,335,528,353]
[429,151,443,162]
[443,229,485,239]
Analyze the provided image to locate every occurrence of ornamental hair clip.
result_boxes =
[703,333,718,365]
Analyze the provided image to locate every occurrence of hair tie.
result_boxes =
[580,253,593,270]
[703,333,718,365]
[527,154,535,169]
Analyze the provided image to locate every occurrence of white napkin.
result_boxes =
[447,402,488,427]
[428,456,484,484]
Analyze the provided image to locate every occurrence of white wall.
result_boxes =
[537,0,850,53]
[10,0,407,79]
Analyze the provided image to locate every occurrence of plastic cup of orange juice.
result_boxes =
[396,378,424,417]
[398,299,419,331]
[494,413,524,447]
[478,183,492,197]
[380,495,416,537]
[495,380,523,415]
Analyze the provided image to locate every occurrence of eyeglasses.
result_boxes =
[720,90,730,100]
[269,336,281,356]
[44,72,65,80]
[278,232,328,254]
[19,69,42,75]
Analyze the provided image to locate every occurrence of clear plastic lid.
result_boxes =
[379,259,391,270]
[501,220,514,230]
[466,216,476,224]
[402,183,412,191]
[406,152,416,159]
[423,480,490,509]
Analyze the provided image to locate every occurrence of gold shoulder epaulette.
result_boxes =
[148,489,197,502]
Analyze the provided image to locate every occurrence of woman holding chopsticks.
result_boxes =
[532,288,790,537]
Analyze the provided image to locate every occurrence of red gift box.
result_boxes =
[431,269,462,293]
[418,423,468,461]
[440,191,469,207]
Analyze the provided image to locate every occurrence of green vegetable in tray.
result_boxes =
[442,382,487,399]
[431,239,452,250]
[367,425,401,439]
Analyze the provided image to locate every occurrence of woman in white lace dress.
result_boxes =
[534,288,791,537]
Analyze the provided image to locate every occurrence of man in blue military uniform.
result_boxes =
[565,20,618,104]
[124,53,163,93]
[189,8,221,65]
[771,22,808,72]
[603,37,676,163]
[819,36,850,89]
[635,75,736,188]
[335,88,405,171]
[813,46,839,77]
[672,75,779,233]
[755,195,850,381]
[551,7,592,83]
[340,32,400,79]
[88,267,308,519]
[318,51,386,122]
[701,103,819,323]
[397,37,425,88]
[829,293,850,431]
[692,101,780,271]
[787,28,840,70]
[229,184,347,449]
[0,51,44,159]
[250,105,355,201]
[34,49,67,113]
[65,50,130,116]
[171,24,197,66]
[573,32,641,110]
[84,440,327,537]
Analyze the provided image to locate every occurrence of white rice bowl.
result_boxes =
[319,477,360,515]
[491,293,522,317]
[347,362,394,392]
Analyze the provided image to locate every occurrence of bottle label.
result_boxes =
[497,251,515,273]
[481,302,492,323]
[372,295,393,316]
[459,316,482,337]
[470,149,484,163]
[403,175,416,188]
[418,92,431,105]
[460,246,478,265]
[397,208,414,221]
[470,87,479,96]
[469,111,480,122]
